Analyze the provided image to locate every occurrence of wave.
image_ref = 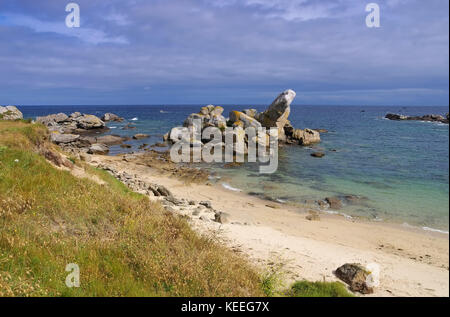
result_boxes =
[131,117,138,121]
[222,183,242,192]
[422,226,449,235]
[322,209,353,219]
[403,223,449,235]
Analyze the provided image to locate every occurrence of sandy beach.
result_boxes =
[86,153,449,297]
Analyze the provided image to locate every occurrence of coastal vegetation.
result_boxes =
[0,119,353,297]
[287,281,354,297]
[0,120,264,296]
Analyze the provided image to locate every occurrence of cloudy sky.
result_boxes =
[0,0,448,106]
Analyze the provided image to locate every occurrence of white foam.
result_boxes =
[422,227,449,235]
[276,199,287,203]
[322,209,353,219]
[222,183,242,192]
[110,126,117,129]
[403,223,449,235]
[131,117,138,121]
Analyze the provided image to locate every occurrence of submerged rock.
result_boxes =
[96,135,127,145]
[133,134,150,140]
[311,152,325,158]
[325,197,342,210]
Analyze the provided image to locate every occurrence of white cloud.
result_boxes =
[1,13,128,45]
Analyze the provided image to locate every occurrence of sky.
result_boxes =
[0,0,448,106]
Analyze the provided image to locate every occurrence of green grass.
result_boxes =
[287,281,354,297]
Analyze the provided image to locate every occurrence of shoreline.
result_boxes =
[215,179,450,236]
[86,152,449,297]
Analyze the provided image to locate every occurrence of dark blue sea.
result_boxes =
[20,105,449,232]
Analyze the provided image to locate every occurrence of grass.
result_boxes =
[0,120,265,297]
[287,281,354,297]
[0,120,354,297]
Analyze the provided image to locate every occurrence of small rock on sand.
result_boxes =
[88,144,109,155]
[306,210,320,221]
[199,201,212,209]
[214,212,230,224]
[335,263,374,294]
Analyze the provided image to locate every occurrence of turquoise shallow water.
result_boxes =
[21,105,449,231]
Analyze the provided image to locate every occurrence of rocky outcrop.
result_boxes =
[37,113,68,126]
[36,112,114,154]
[229,111,262,129]
[257,90,296,141]
[164,90,321,155]
[76,115,105,129]
[289,128,321,145]
[335,263,374,294]
[50,133,80,144]
[184,105,227,131]
[36,112,106,133]
[39,147,73,168]
[0,106,23,120]
[102,113,123,122]
[385,113,449,124]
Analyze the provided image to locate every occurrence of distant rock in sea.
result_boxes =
[102,113,124,122]
[385,113,449,124]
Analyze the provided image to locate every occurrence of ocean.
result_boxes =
[20,105,449,232]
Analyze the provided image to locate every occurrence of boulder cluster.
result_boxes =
[0,105,23,120]
[34,112,142,155]
[385,113,449,124]
[164,90,321,154]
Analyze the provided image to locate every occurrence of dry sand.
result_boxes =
[89,154,449,297]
